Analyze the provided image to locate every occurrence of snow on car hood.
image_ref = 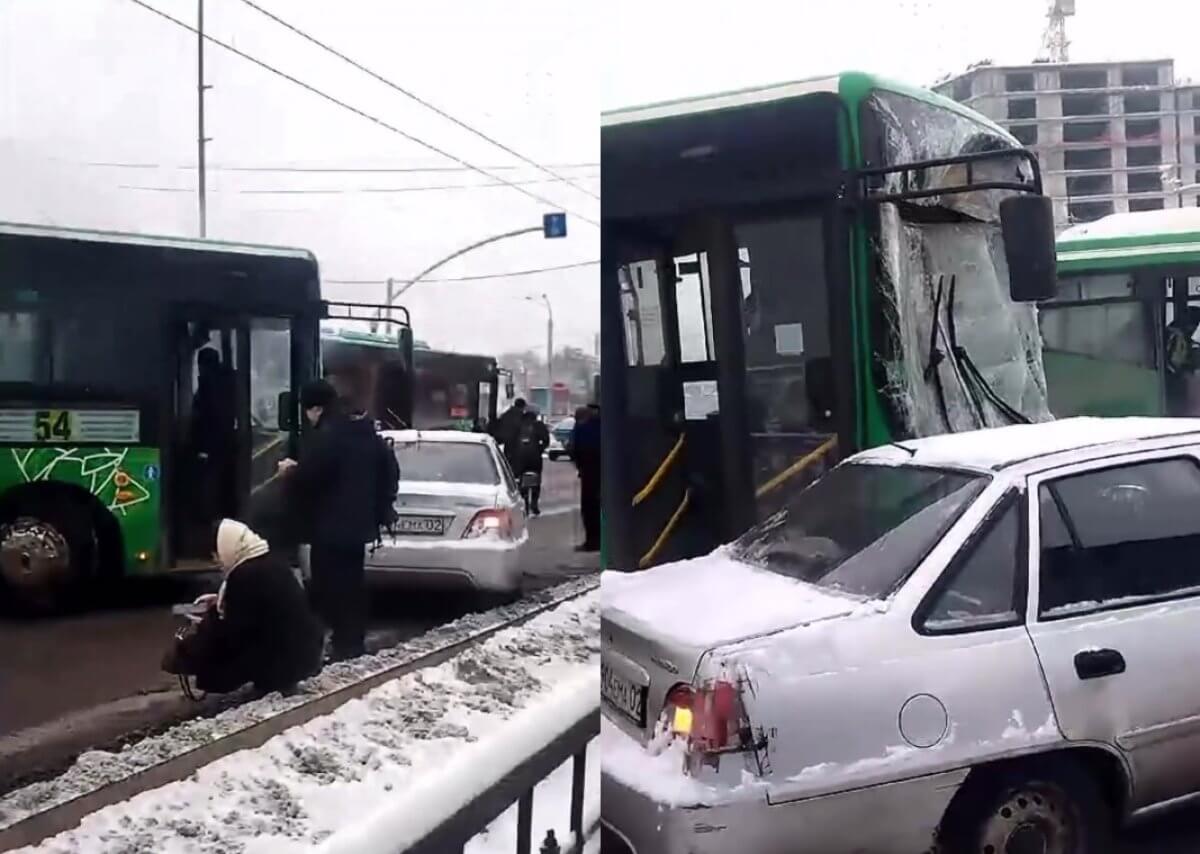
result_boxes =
[602,548,872,648]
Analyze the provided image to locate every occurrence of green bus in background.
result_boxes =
[0,223,400,612]
[601,70,1059,569]
[319,327,500,432]
[1043,209,1200,419]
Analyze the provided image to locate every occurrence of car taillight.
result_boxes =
[463,508,513,540]
[662,679,742,753]
[663,684,695,739]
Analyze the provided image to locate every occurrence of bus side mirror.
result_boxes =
[278,391,295,431]
[505,382,515,399]
[1001,194,1058,303]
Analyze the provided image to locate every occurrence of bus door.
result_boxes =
[169,311,302,565]
[170,314,246,563]
[605,211,847,570]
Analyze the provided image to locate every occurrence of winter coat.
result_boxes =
[289,409,385,546]
[573,416,601,479]
[515,417,549,475]
[494,406,526,463]
[203,551,323,694]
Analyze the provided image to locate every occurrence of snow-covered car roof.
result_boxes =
[382,429,494,445]
[855,417,1200,472]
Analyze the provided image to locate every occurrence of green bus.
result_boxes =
[1044,209,1200,419]
[0,223,402,611]
[600,70,1058,570]
[319,327,500,432]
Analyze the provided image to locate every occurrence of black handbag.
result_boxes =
[162,608,225,700]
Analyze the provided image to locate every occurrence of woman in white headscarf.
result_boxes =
[174,519,323,695]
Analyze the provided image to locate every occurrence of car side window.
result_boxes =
[1039,457,1200,618]
[922,496,1023,633]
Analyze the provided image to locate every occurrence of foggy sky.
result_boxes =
[0,0,600,356]
[601,0,1200,109]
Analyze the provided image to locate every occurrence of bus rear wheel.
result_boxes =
[0,501,96,614]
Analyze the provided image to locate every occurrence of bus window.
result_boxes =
[620,261,667,366]
[736,216,833,496]
[0,311,39,382]
[674,253,714,363]
[249,318,292,492]
[478,380,493,429]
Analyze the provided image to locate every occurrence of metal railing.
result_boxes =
[316,672,599,854]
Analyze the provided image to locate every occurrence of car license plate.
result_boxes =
[601,663,647,727]
[396,515,448,536]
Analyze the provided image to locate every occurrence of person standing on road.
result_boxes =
[277,379,397,662]
[572,404,601,552]
[493,397,527,471]
[515,408,550,516]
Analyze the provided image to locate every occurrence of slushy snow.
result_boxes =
[3,582,598,852]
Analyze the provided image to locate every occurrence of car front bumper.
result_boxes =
[602,750,966,854]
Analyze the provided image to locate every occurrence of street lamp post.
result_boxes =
[525,294,553,394]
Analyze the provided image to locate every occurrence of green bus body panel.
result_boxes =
[0,446,162,572]
[1043,351,1162,417]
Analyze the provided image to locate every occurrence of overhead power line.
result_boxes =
[117,173,599,195]
[325,259,598,285]
[126,0,599,227]
[235,0,600,202]
[85,160,599,174]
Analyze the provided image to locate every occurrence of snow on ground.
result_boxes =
[0,576,596,840]
[317,670,599,854]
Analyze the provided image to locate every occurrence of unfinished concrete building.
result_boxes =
[935,60,1200,228]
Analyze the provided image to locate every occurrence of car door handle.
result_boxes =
[1074,648,1126,680]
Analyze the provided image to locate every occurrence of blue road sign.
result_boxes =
[543,212,567,238]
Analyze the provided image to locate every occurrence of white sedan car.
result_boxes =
[302,430,529,595]
[602,417,1200,854]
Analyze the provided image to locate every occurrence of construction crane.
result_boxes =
[1039,0,1075,63]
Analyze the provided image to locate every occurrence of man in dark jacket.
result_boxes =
[515,409,550,515]
[572,404,601,552]
[279,380,385,661]
[493,398,527,471]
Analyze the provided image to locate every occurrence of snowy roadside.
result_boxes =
[9,588,598,853]
[0,576,597,838]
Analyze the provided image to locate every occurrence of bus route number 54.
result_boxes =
[34,410,74,443]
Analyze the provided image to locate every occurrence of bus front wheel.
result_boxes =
[0,500,96,614]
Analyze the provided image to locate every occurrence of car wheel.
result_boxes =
[938,757,1112,854]
[548,451,560,461]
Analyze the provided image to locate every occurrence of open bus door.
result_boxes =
[322,301,414,428]
[602,217,850,572]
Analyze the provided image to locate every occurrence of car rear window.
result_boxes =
[394,441,499,485]
[730,463,987,599]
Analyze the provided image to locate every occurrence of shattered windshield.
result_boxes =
[730,463,986,599]
[865,90,1052,437]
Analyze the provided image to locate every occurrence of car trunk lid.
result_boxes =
[393,481,498,539]
[600,549,864,740]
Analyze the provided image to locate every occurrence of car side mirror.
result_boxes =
[278,390,295,431]
[1001,194,1058,303]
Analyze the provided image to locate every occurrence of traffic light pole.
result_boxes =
[387,213,568,304]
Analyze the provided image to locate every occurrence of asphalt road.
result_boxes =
[0,459,591,741]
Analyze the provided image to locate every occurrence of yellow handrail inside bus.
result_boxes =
[639,488,691,568]
[755,436,839,499]
[632,434,685,506]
